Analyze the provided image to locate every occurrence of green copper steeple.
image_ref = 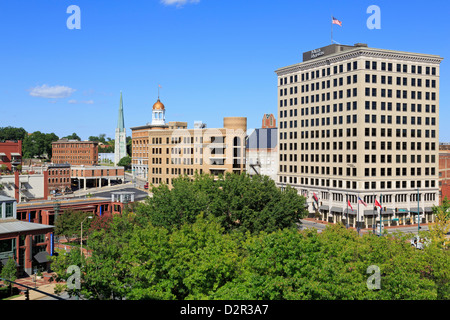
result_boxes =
[117,91,125,131]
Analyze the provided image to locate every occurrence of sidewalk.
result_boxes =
[303,217,430,232]
[2,272,64,300]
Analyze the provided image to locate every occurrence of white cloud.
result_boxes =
[29,84,76,99]
[68,99,94,105]
[160,0,200,7]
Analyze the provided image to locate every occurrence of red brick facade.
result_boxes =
[0,140,22,171]
[439,152,450,204]
[47,164,71,196]
[262,114,276,129]
[51,140,98,166]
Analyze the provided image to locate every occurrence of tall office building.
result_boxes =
[115,92,127,165]
[275,43,443,229]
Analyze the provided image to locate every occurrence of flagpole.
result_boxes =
[379,194,382,236]
[357,199,360,235]
[331,15,333,44]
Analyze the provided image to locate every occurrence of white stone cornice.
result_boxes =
[275,47,443,76]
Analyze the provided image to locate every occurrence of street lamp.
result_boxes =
[80,216,93,255]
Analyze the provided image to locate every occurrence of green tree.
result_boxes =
[135,172,307,234]
[54,209,94,242]
[0,126,27,142]
[88,134,107,144]
[117,155,131,170]
[126,136,132,156]
[62,132,81,141]
[0,256,17,295]
[22,131,59,159]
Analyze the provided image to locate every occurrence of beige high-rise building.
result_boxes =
[275,43,443,230]
[131,98,247,187]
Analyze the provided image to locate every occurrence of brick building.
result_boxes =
[262,114,277,129]
[51,139,98,166]
[131,98,247,187]
[71,165,125,190]
[439,152,450,204]
[47,163,71,196]
[0,195,54,276]
[0,140,22,172]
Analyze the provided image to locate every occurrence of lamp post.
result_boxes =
[80,216,93,256]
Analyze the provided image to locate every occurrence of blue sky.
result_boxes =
[1,0,449,141]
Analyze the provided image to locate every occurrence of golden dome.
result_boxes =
[153,99,165,110]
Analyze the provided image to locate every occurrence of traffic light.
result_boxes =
[25,289,29,300]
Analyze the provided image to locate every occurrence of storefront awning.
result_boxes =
[409,208,424,214]
[344,208,357,215]
[425,207,434,213]
[34,251,50,264]
[319,205,329,211]
[364,209,376,216]
[0,258,18,266]
[330,206,343,213]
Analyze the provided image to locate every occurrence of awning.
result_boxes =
[10,153,21,156]
[0,258,18,266]
[34,251,50,264]
[397,208,409,214]
[410,208,424,214]
[344,208,356,215]
[330,206,343,213]
[364,209,377,216]
[319,205,329,211]
[384,208,394,215]
[0,153,5,156]
[425,207,434,213]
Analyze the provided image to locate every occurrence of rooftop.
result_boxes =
[0,219,54,235]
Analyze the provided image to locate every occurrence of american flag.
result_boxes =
[358,197,367,207]
[332,16,342,26]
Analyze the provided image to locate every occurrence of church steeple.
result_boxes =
[115,91,127,165]
[117,91,125,132]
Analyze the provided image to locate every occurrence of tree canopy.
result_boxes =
[22,131,59,159]
[62,132,81,141]
[48,174,450,300]
[0,126,27,142]
[117,156,131,169]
